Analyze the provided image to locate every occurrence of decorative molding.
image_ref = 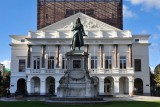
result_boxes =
[63,18,105,30]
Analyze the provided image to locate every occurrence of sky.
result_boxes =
[0,0,160,72]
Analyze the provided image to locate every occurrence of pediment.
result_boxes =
[39,12,122,32]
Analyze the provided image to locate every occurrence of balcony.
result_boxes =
[26,68,65,74]
[26,67,134,75]
[89,68,134,74]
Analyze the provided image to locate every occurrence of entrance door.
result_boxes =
[104,78,111,95]
[17,79,26,95]
[104,83,111,95]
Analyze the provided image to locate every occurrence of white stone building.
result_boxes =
[10,13,150,96]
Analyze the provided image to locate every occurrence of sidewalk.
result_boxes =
[104,95,160,101]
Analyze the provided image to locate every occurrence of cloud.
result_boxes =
[0,60,11,69]
[140,30,148,34]
[127,0,160,10]
[150,66,155,73]
[152,34,159,39]
[150,43,159,52]
[123,5,137,18]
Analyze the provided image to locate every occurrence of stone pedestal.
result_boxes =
[57,50,97,97]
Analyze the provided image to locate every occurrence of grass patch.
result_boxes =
[0,101,160,107]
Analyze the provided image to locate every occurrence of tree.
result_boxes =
[154,64,160,86]
[150,67,156,96]
[0,71,3,96]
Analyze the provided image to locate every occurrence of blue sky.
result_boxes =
[0,0,160,71]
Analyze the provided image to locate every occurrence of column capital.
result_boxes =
[128,76,134,82]
[113,76,120,82]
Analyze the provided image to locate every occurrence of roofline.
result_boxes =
[10,35,28,38]
[133,34,150,37]
[39,12,122,31]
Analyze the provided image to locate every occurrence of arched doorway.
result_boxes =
[31,77,40,95]
[17,78,26,95]
[104,77,114,95]
[46,76,55,95]
[134,78,143,95]
[119,77,129,95]
[92,76,99,94]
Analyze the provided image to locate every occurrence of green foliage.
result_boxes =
[154,64,160,86]
[0,71,10,96]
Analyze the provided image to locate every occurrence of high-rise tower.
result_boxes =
[37,0,123,29]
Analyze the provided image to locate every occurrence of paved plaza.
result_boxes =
[0,95,159,102]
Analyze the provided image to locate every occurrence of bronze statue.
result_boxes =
[71,18,87,50]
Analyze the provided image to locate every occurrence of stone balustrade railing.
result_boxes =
[25,68,134,74]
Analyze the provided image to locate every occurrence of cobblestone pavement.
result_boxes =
[0,95,159,102]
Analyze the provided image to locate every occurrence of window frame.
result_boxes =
[19,59,26,72]
[119,56,126,69]
[134,59,141,72]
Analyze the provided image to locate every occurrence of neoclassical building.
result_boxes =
[10,13,150,96]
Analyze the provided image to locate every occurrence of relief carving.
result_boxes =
[63,19,104,30]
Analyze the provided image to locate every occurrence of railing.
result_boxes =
[26,68,134,74]
[26,68,65,74]
[89,68,134,74]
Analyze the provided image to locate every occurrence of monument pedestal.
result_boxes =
[57,50,97,97]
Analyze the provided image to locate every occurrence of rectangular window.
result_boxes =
[80,9,85,13]
[75,9,80,13]
[48,56,54,69]
[21,39,25,42]
[86,9,94,15]
[135,39,139,42]
[105,56,112,69]
[66,9,74,15]
[34,57,40,69]
[134,59,141,71]
[62,57,66,69]
[19,59,25,72]
[91,56,97,69]
[120,56,126,69]
[73,60,81,68]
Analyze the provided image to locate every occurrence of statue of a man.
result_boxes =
[71,18,87,50]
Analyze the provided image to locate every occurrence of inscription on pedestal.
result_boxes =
[73,60,81,68]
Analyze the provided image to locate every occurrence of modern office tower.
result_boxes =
[37,0,123,29]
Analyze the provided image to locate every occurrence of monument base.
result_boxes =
[57,84,96,97]
[57,50,97,97]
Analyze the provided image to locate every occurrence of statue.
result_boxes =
[71,18,87,50]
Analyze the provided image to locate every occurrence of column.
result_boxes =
[55,80,59,95]
[88,53,91,69]
[128,44,132,67]
[99,45,103,68]
[56,45,60,68]
[59,54,62,69]
[114,77,119,95]
[42,45,46,68]
[27,80,31,95]
[99,77,104,95]
[27,45,31,68]
[114,44,118,68]
[40,80,46,95]
[86,44,89,53]
[129,76,134,96]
